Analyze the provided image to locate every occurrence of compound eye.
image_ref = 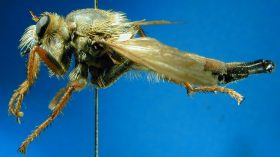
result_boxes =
[36,15,50,38]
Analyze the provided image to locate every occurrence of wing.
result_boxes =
[104,37,225,86]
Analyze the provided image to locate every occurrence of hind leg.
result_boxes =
[184,83,244,105]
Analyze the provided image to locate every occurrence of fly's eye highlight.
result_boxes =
[36,15,50,38]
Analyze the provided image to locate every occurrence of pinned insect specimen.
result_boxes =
[8,3,275,154]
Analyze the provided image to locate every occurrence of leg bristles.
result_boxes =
[17,81,85,153]
[184,83,244,105]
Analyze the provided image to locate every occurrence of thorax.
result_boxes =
[65,9,135,68]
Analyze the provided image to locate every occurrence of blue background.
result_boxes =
[0,0,279,157]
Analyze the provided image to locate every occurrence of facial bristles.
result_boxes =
[19,25,37,56]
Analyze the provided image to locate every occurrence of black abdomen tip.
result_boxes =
[262,60,275,73]
[219,59,275,84]
[246,59,275,74]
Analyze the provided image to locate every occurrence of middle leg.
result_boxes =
[17,80,86,154]
[91,24,147,88]
[91,60,133,88]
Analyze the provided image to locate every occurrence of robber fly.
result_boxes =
[8,7,274,154]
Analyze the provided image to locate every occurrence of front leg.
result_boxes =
[34,46,68,75]
[9,46,69,123]
[9,46,40,123]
